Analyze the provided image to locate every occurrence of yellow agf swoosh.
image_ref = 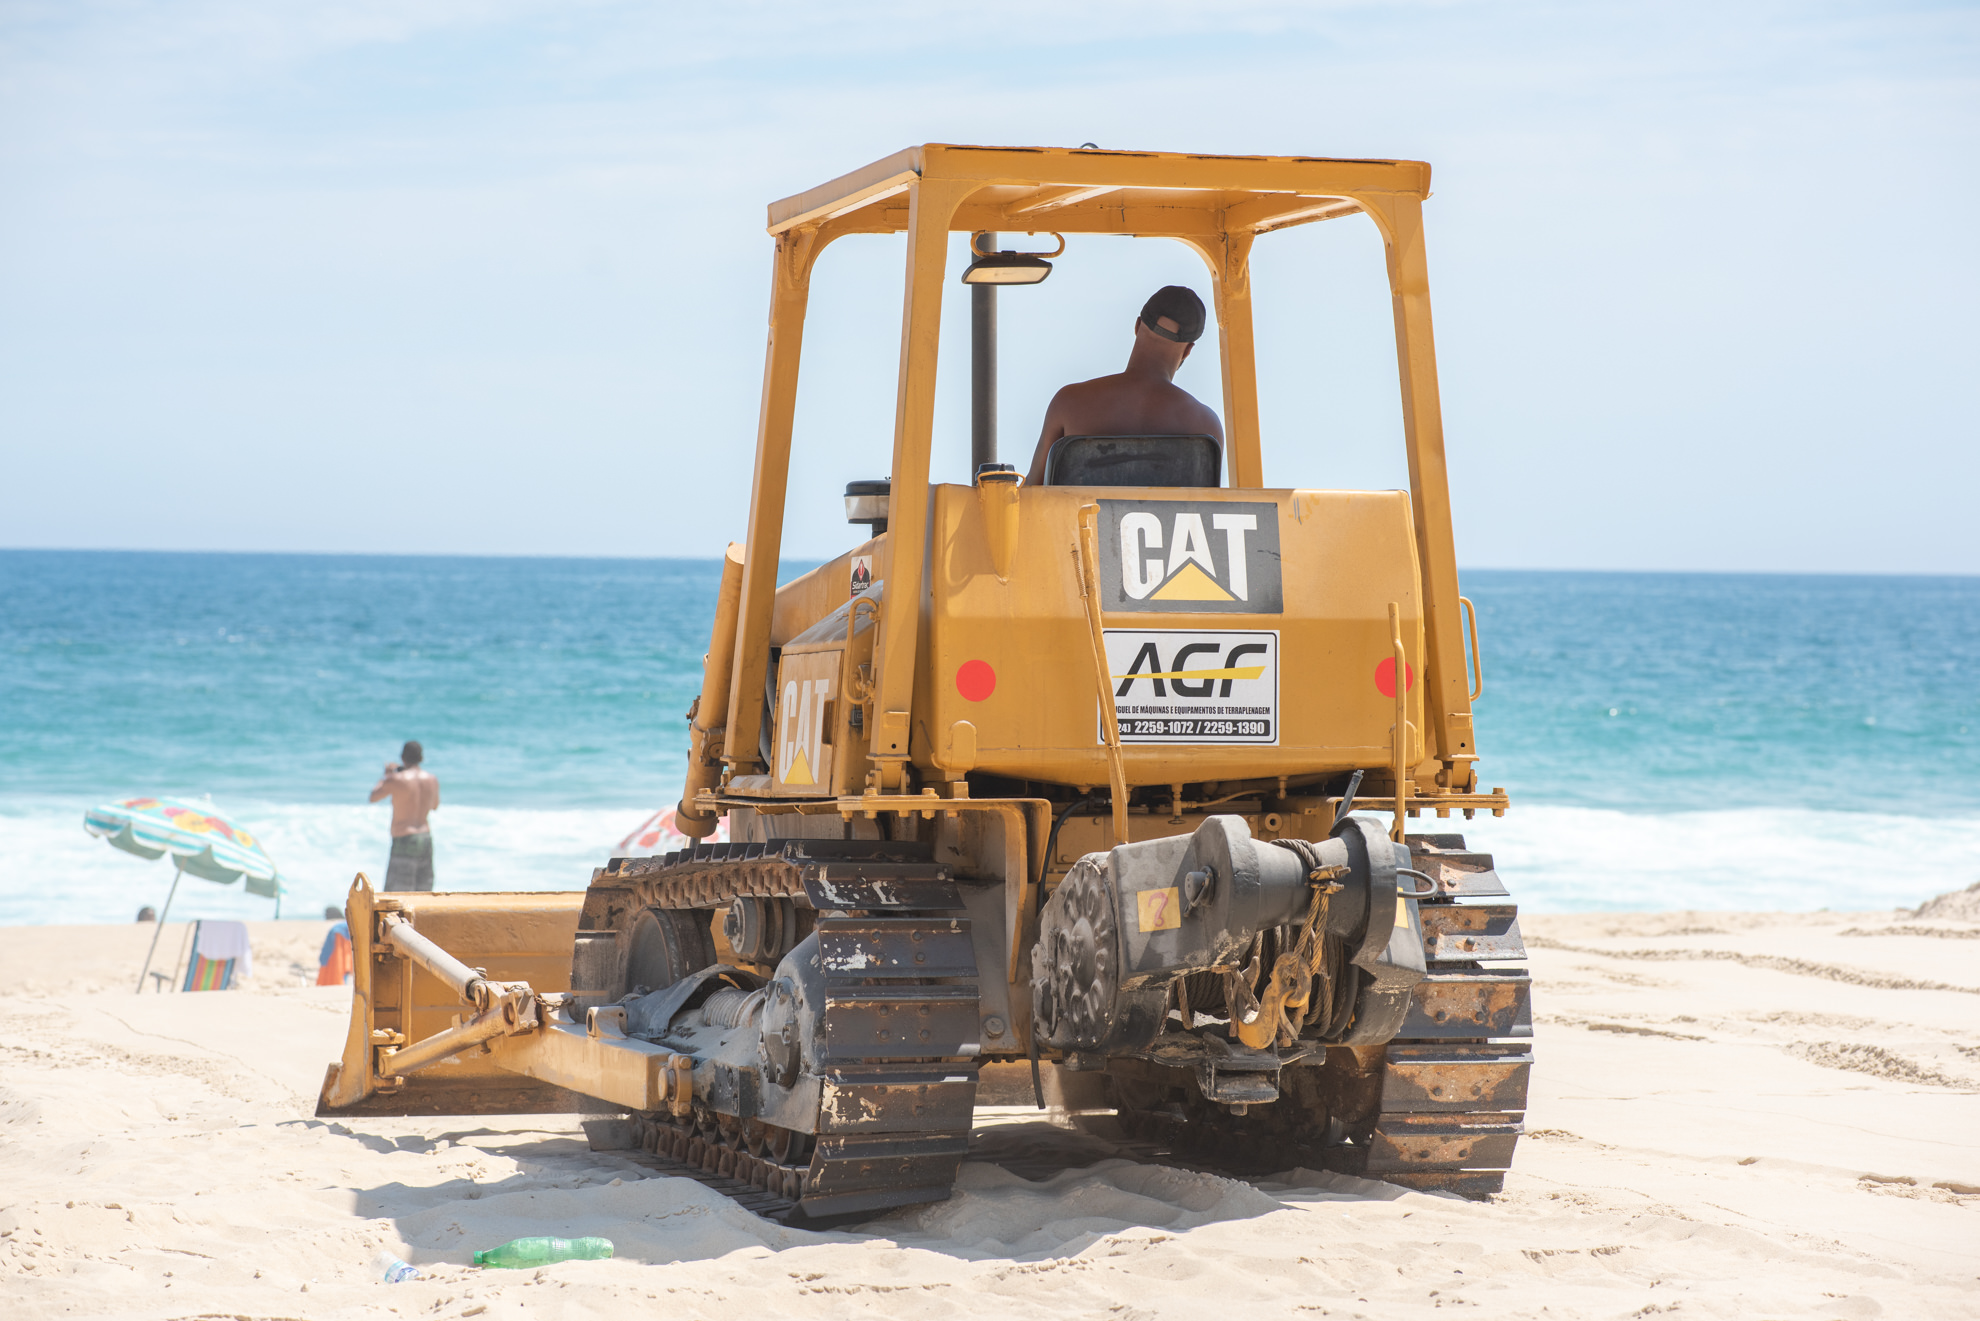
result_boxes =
[1110,665,1267,682]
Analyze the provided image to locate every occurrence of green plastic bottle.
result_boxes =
[472,1236,614,1269]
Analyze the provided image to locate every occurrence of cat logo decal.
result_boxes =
[1096,500,1282,614]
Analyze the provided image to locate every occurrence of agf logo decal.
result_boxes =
[1102,629,1279,746]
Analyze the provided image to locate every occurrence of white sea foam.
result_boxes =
[0,796,650,926]
[1,795,1973,926]
[1432,803,1980,912]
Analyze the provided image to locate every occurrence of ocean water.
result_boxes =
[1,550,1974,923]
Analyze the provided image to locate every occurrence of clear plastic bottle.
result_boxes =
[472,1236,613,1269]
[371,1249,421,1283]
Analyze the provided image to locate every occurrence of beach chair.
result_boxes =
[181,920,251,991]
[318,921,353,986]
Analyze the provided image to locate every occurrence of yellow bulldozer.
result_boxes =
[317,143,1532,1223]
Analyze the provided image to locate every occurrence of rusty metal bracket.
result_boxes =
[670,1054,694,1118]
[1113,1031,1319,1109]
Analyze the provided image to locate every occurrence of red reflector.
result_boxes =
[956,659,996,702]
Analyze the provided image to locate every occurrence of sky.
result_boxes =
[1,1,1975,572]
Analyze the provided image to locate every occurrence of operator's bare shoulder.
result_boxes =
[1182,389,1225,439]
[1049,374,1140,431]
[1053,373,1130,405]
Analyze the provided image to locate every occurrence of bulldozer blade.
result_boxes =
[314,1064,593,1118]
[319,877,586,1115]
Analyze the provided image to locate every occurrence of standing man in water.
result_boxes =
[1023,285,1224,486]
[369,741,440,892]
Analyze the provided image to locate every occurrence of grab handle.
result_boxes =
[1077,505,1131,847]
[1388,602,1410,844]
[1395,867,1441,898]
[1459,595,1484,701]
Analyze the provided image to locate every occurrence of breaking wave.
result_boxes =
[4,794,1973,926]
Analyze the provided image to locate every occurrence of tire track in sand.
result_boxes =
[1523,937,1980,995]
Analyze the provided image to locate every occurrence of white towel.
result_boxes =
[193,920,253,981]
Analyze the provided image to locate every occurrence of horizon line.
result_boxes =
[0,546,1975,581]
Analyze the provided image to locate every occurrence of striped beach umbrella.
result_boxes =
[615,805,727,855]
[83,796,285,989]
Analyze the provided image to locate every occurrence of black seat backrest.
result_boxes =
[1042,434,1222,488]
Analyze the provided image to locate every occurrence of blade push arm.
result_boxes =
[317,877,691,1118]
[371,911,541,1077]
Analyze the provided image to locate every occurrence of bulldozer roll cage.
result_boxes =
[711,144,1486,814]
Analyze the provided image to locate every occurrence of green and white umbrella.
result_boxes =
[83,796,285,989]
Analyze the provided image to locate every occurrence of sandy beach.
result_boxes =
[3,897,1976,1320]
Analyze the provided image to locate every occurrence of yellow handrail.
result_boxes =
[1459,594,1484,701]
[1077,506,1131,846]
[1388,602,1410,844]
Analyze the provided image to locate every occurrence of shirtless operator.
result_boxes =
[1023,285,1224,486]
[369,740,440,892]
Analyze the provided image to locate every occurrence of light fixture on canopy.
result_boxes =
[960,232,1064,285]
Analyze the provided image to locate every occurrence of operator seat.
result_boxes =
[1042,434,1222,488]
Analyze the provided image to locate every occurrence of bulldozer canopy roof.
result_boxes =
[767,143,1431,240]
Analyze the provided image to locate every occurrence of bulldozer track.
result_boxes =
[596,838,955,914]
[1110,836,1533,1199]
[588,834,1528,1222]
[589,839,983,1224]
[1367,838,1532,1197]
[616,1119,806,1221]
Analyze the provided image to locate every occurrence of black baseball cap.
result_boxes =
[1139,285,1207,343]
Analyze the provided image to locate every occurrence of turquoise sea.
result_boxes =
[1,549,1974,924]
